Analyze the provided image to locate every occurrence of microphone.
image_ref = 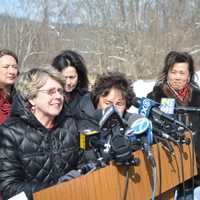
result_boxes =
[99,106,125,130]
[175,106,200,113]
[98,106,139,166]
[160,98,175,114]
[111,125,139,166]
[133,97,189,129]
[153,127,177,144]
[125,114,150,139]
[125,113,154,164]
[155,135,175,155]
[80,129,101,150]
[143,140,154,164]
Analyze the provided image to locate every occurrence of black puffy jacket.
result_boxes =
[65,87,88,115]
[76,93,100,130]
[0,94,80,200]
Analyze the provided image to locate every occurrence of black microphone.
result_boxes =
[175,106,200,113]
[156,135,175,155]
[143,138,154,165]
[99,105,125,130]
[153,127,177,144]
[133,97,189,130]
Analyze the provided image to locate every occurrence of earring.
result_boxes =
[31,104,36,113]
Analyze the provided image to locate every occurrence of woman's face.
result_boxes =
[167,62,190,91]
[97,87,126,116]
[61,66,78,92]
[29,76,64,124]
[0,55,18,87]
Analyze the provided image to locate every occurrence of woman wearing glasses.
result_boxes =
[0,66,80,200]
[0,49,19,124]
[52,50,89,114]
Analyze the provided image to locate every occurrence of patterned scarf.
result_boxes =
[166,82,190,103]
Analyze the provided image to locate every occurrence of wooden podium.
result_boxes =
[33,133,197,200]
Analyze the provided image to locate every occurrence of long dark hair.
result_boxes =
[157,51,198,87]
[52,50,89,90]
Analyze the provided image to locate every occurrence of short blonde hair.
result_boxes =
[15,65,65,100]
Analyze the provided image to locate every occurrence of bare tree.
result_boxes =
[1,0,200,79]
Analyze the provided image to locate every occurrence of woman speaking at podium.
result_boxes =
[0,67,80,200]
[147,51,200,198]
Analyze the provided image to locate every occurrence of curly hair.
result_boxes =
[52,50,89,90]
[91,71,135,109]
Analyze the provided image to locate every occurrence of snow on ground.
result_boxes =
[133,79,155,97]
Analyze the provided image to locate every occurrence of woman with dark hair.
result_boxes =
[52,50,89,113]
[147,51,200,129]
[0,49,19,124]
[147,51,198,104]
[147,51,200,147]
[147,51,200,198]
[91,71,135,114]
[77,71,135,165]
[78,71,136,130]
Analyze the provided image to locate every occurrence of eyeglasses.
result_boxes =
[38,88,64,96]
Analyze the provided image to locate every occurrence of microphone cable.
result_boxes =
[121,161,157,200]
[152,159,157,200]
[188,130,195,200]
[177,141,186,200]
[181,126,195,199]
[153,135,163,197]
[122,166,129,200]
[176,129,195,200]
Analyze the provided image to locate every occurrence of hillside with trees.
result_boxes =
[1,0,200,80]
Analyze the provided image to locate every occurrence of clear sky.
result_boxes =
[0,0,21,16]
[0,1,59,22]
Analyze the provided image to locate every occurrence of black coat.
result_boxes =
[76,94,132,162]
[0,94,80,200]
[76,93,100,130]
[65,87,88,115]
[75,94,108,163]
[147,84,200,160]
[76,93,131,132]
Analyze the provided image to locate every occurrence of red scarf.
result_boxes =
[167,83,189,102]
[0,94,11,124]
